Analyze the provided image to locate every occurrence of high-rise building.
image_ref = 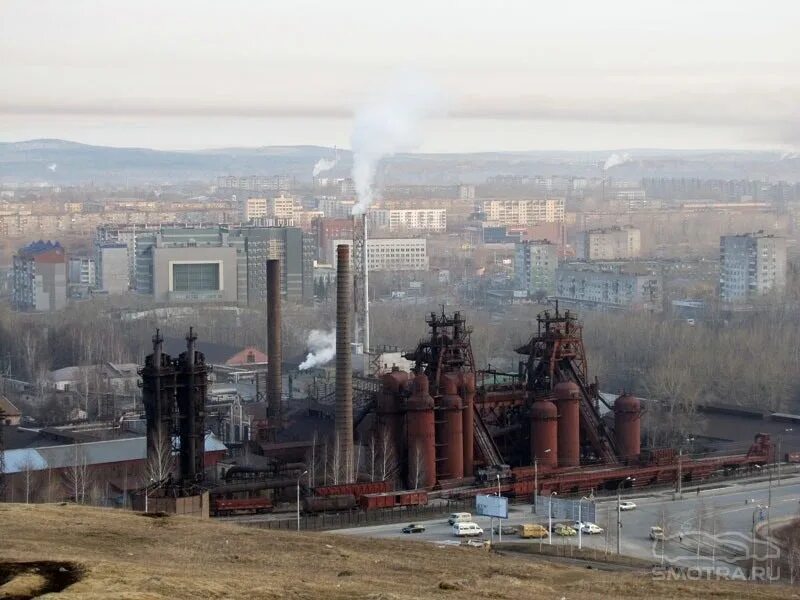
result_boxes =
[332,238,429,271]
[576,226,641,261]
[369,209,447,233]
[67,256,96,287]
[514,240,558,296]
[12,241,67,312]
[95,243,130,294]
[719,232,787,303]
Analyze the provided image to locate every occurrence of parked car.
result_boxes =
[492,525,518,535]
[518,523,549,539]
[402,523,426,534]
[619,501,637,511]
[453,522,484,537]
[573,521,603,534]
[649,526,665,541]
[553,523,577,536]
[448,512,472,525]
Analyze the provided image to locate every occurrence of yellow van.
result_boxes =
[518,523,549,539]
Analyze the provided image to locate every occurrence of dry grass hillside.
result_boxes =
[0,503,797,599]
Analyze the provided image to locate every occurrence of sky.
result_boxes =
[1,1,799,152]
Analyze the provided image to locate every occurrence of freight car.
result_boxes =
[314,480,391,498]
[358,490,428,511]
[212,497,273,516]
[302,494,358,513]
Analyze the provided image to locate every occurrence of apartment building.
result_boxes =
[482,198,565,226]
[369,208,447,233]
[12,241,67,312]
[719,232,787,303]
[555,262,662,312]
[576,226,641,261]
[514,240,558,296]
[332,238,429,271]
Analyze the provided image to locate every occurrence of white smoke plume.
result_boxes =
[780,151,800,160]
[298,329,336,370]
[47,163,57,172]
[312,157,337,177]
[603,152,632,170]
[350,73,442,215]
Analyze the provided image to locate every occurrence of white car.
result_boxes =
[573,521,603,534]
[619,501,637,511]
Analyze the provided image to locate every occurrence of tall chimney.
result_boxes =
[267,259,282,428]
[335,244,354,482]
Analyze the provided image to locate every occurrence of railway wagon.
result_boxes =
[302,494,358,513]
[212,497,273,516]
[313,481,390,498]
[358,490,428,511]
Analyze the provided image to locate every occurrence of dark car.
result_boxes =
[402,523,426,534]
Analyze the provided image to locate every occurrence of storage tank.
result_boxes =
[530,400,558,468]
[378,370,408,467]
[614,393,641,462]
[406,374,437,489]
[460,372,476,477]
[439,373,464,479]
[554,381,581,467]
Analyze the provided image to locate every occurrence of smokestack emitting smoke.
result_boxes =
[350,73,442,215]
[298,329,336,370]
[312,158,337,177]
[603,152,632,170]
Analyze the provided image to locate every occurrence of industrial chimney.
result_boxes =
[267,259,282,429]
[335,244,354,482]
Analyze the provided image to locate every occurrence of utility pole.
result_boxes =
[677,448,682,499]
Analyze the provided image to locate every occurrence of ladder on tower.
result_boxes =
[473,405,504,467]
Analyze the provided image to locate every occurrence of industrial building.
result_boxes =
[332,237,429,272]
[514,240,558,296]
[11,240,67,312]
[95,243,130,293]
[369,209,447,233]
[576,226,641,261]
[555,262,662,312]
[132,224,313,305]
[720,232,786,303]
[314,217,354,263]
[482,198,565,226]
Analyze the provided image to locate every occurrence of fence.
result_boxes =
[248,497,473,531]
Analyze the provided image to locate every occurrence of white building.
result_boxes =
[576,226,641,261]
[514,241,558,296]
[241,197,268,222]
[317,197,356,219]
[482,198,565,226]
[369,209,446,233]
[95,243,130,293]
[720,232,787,303]
[332,238,429,271]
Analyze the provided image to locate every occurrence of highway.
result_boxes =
[331,473,800,571]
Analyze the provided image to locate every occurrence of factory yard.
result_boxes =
[0,502,795,599]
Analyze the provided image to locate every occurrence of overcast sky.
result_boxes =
[1,1,799,151]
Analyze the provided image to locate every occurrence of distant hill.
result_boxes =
[1,139,799,185]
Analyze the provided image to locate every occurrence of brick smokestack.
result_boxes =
[335,244,354,482]
[267,259,282,427]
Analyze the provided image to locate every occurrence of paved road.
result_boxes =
[331,473,800,571]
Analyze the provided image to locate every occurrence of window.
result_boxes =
[173,263,220,291]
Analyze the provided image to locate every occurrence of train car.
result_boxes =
[212,497,273,517]
[302,494,357,514]
[358,490,429,511]
[313,481,391,498]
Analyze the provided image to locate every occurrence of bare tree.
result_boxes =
[144,426,175,486]
[19,455,38,504]
[378,428,398,481]
[65,443,90,504]
[410,440,426,490]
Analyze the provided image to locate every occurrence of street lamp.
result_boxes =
[296,470,308,532]
[578,496,590,550]
[533,448,551,514]
[754,464,773,538]
[144,477,154,514]
[751,504,766,579]
[778,428,792,486]
[677,437,694,499]
[548,491,557,545]
[617,476,634,555]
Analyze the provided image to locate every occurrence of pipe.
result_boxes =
[267,259,282,428]
[335,244,354,483]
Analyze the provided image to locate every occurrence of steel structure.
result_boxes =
[352,213,369,358]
